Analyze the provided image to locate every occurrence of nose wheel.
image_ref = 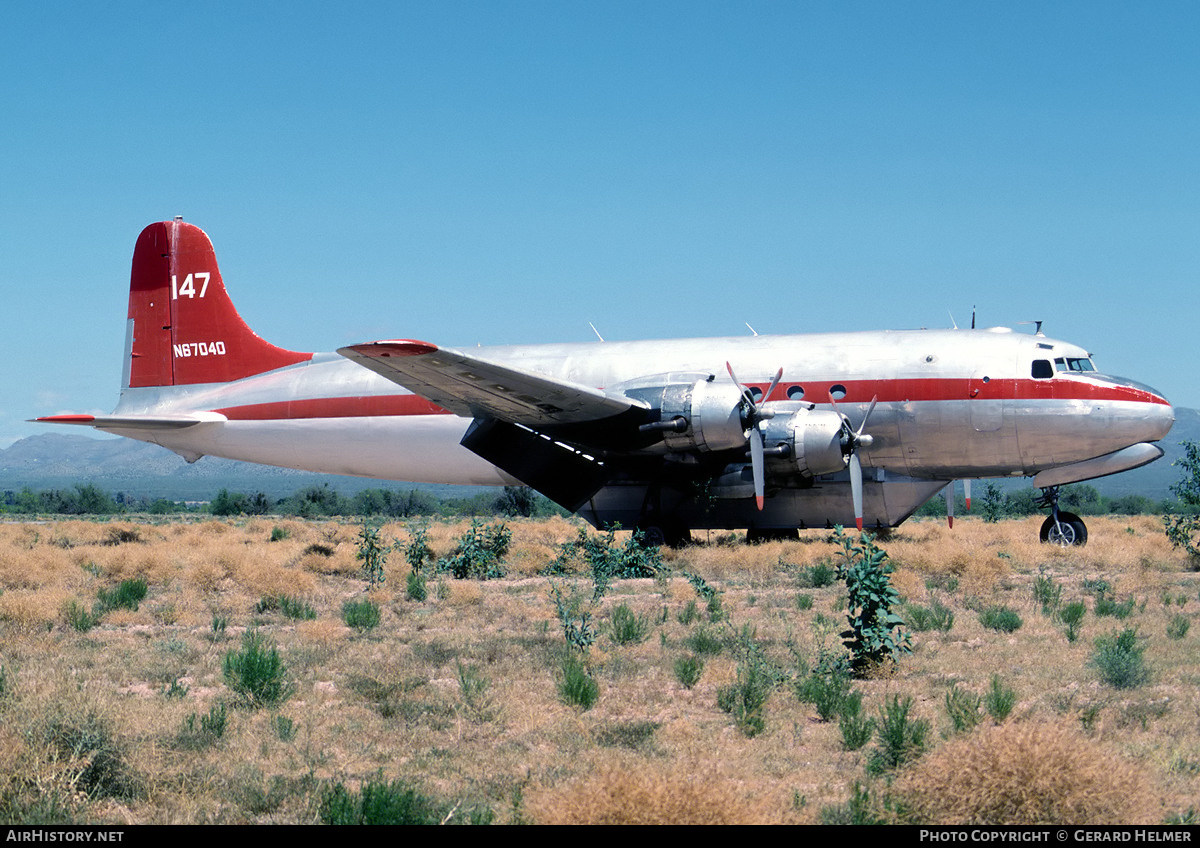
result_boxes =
[1037,487,1088,547]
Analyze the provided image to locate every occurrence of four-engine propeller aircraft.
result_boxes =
[39,219,1175,546]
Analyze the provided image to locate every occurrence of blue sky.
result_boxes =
[2,1,1197,446]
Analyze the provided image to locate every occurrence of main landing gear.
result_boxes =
[1037,486,1087,547]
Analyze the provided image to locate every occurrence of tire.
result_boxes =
[1040,512,1088,547]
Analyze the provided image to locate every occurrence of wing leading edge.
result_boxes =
[337,340,646,428]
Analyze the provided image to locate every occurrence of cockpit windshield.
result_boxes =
[1054,357,1095,373]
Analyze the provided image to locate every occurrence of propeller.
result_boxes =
[832,393,877,531]
[726,363,783,510]
[943,480,972,528]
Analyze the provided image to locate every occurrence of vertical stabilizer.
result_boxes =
[126,220,312,387]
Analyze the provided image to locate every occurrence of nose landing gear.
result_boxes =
[1037,486,1088,546]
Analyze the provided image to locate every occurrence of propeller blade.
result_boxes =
[750,426,765,510]
[964,479,972,512]
[850,451,864,530]
[763,367,784,403]
[945,482,955,528]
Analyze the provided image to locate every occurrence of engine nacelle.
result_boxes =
[622,374,749,454]
[760,408,849,477]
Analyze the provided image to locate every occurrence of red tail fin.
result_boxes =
[127,220,311,387]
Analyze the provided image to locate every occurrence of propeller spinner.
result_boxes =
[833,393,877,530]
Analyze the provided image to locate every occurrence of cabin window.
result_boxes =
[787,385,805,400]
[1054,357,1096,373]
[1032,360,1054,379]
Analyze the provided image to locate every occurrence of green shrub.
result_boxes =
[1167,614,1190,640]
[830,528,910,675]
[437,520,510,580]
[979,605,1022,633]
[557,654,599,710]
[65,600,100,632]
[799,560,836,589]
[342,598,381,632]
[456,661,498,723]
[222,630,295,708]
[945,685,983,734]
[1059,600,1087,642]
[795,670,852,723]
[984,675,1016,722]
[278,595,316,621]
[867,695,929,775]
[96,578,147,613]
[1092,627,1150,689]
[686,626,724,656]
[356,521,390,588]
[273,714,296,742]
[1033,570,1063,614]
[609,603,649,645]
[838,694,875,751]
[677,599,699,625]
[178,703,228,750]
[903,598,955,632]
[1094,592,1136,620]
[319,775,491,825]
[673,654,704,689]
[269,526,290,542]
[406,569,428,602]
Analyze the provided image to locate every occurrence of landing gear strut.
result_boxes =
[1037,487,1087,547]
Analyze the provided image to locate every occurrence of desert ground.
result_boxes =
[0,513,1197,824]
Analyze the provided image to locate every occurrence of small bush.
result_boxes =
[686,626,723,656]
[673,654,704,689]
[178,703,228,750]
[895,721,1160,824]
[406,570,428,602]
[677,599,699,625]
[557,654,599,710]
[96,578,147,613]
[979,605,1022,633]
[867,695,929,774]
[795,670,852,723]
[1058,600,1087,643]
[320,775,490,825]
[838,693,875,751]
[799,560,836,589]
[65,600,100,632]
[278,595,316,621]
[269,526,290,542]
[342,598,381,632]
[984,675,1017,722]
[904,598,955,632]
[438,520,510,580]
[222,630,296,708]
[1094,592,1137,620]
[1032,570,1063,614]
[1092,627,1150,689]
[609,603,649,645]
[1167,614,1190,640]
[945,685,983,734]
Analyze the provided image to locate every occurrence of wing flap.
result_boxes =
[338,339,644,427]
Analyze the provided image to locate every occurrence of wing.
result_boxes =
[337,339,646,428]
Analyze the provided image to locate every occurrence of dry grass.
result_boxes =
[895,720,1164,824]
[0,513,1195,824]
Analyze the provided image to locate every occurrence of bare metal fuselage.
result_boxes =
[99,326,1174,531]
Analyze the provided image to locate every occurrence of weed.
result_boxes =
[677,599,699,625]
[819,781,890,825]
[162,678,190,699]
[609,603,649,645]
[830,527,910,675]
[1167,613,1190,640]
[341,598,381,632]
[406,569,428,602]
[1033,569,1063,614]
[944,685,983,734]
[278,595,316,621]
[1092,627,1150,689]
[673,654,704,689]
[273,714,297,741]
[269,525,290,542]
[456,661,498,722]
[96,578,147,613]
[549,526,664,597]
[685,626,723,656]
[795,593,814,610]
[437,520,510,580]
[594,720,661,752]
[222,629,296,708]
[319,775,491,825]
[838,694,876,751]
[178,702,228,750]
[979,605,1022,633]
[1094,591,1137,620]
[65,600,100,633]
[717,628,781,737]
[402,523,434,573]
[903,598,955,632]
[795,669,852,722]
[984,675,1016,722]
[1059,600,1087,642]
[557,653,599,710]
[356,521,389,588]
[866,694,929,775]
[548,580,596,652]
[799,560,836,589]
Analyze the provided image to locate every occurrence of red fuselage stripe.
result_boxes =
[210,377,1166,422]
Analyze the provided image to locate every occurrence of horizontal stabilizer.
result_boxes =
[35,412,228,430]
[338,339,645,428]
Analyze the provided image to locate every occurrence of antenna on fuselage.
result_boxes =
[948,310,958,330]
[971,306,976,330]
[588,322,605,342]
[1018,320,1045,336]
[745,322,758,336]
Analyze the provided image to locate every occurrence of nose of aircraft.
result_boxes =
[1146,390,1175,442]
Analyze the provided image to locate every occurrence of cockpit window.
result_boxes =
[1032,360,1054,379]
[1054,357,1096,373]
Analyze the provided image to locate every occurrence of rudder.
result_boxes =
[126,220,311,387]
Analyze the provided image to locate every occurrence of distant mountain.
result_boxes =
[6,407,1198,503]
